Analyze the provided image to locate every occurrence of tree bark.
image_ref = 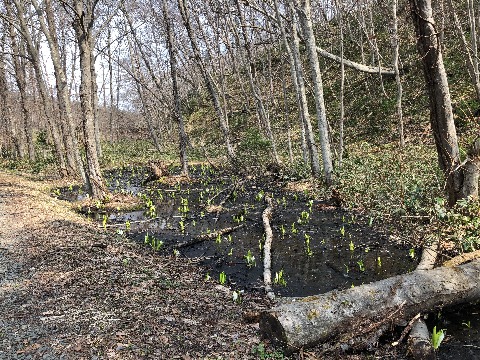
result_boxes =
[6,1,35,161]
[177,0,235,160]
[72,0,108,199]
[260,260,480,353]
[296,0,334,185]
[4,44,24,157]
[32,0,85,180]
[12,0,73,169]
[0,35,16,156]
[163,0,189,176]
[335,0,345,167]
[410,0,479,204]
[391,0,405,148]
[447,0,480,102]
[278,0,321,176]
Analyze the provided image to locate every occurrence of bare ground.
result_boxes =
[0,171,272,359]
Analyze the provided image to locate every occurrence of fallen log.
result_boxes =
[316,46,396,76]
[262,195,275,300]
[259,260,480,353]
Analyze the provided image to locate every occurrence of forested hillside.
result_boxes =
[1,0,480,358]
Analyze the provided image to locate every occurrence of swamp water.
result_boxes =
[57,164,418,297]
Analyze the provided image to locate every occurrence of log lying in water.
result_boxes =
[259,260,480,353]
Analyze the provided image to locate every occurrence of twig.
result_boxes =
[392,313,421,346]
[175,224,245,249]
[97,217,160,228]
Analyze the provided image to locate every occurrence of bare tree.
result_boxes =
[295,0,334,185]
[447,0,480,102]
[233,0,280,166]
[31,0,86,180]
[335,0,345,167]
[163,0,189,176]
[11,0,89,176]
[70,0,108,198]
[5,0,36,161]
[410,0,480,204]
[0,32,17,156]
[178,0,235,160]
[391,0,405,148]
[280,0,321,175]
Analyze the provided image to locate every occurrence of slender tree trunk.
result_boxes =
[447,0,480,102]
[468,0,479,79]
[336,0,345,168]
[72,0,107,198]
[10,0,73,172]
[439,0,445,50]
[234,0,280,165]
[367,6,387,95]
[163,0,189,176]
[410,0,480,204]
[108,26,115,143]
[6,3,33,160]
[177,0,235,160]
[275,0,320,174]
[0,37,16,156]
[296,0,334,185]
[391,0,405,148]
[32,0,85,180]
[282,64,294,165]
[90,36,102,160]
[124,31,163,152]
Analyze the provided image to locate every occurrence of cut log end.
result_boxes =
[259,312,288,348]
[408,319,436,360]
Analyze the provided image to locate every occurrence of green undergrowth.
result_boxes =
[336,142,442,218]
[100,139,174,168]
[432,196,480,254]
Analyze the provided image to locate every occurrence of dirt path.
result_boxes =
[0,172,268,359]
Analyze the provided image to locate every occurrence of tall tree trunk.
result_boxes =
[32,0,85,180]
[122,7,164,151]
[468,0,479,81]
[296,0,334,185]
[0,36,16,156]
[281,64,294,165]
[336,0,345,167]
[10,0,72,172]
[274,0,320,174]
[234,0,280,166]
[391,0,405,148]
[410,0,480,204]
[447,0,480,102]
[289,3,321,174]
[368,7,387,95]
[177,0,235,160]
[163,0,189,176]
[90,35,102,160]
[7,24,32,158]
[72,0,107,199]
[108,26,115,143]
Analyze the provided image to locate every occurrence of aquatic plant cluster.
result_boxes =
[70,163,419,298]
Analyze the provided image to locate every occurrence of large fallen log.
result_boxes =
[259,260,480,353]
